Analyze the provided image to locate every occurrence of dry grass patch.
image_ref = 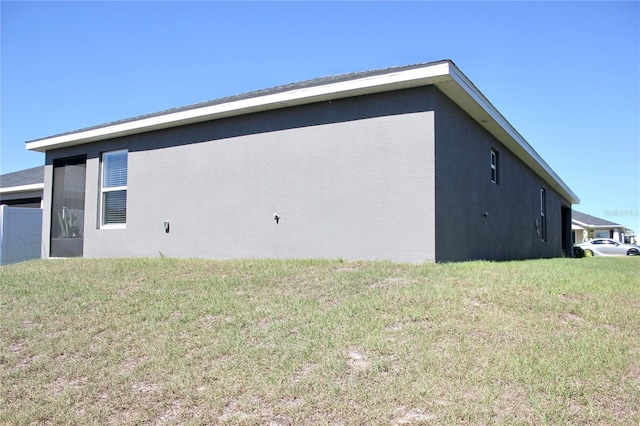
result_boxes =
[1,257,639,424]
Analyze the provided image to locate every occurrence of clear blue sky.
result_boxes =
[2,1,639,232]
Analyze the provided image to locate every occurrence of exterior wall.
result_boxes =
[433,89,571,261]
[44,88,436,262]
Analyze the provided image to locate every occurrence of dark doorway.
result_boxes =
[50,156,86,257]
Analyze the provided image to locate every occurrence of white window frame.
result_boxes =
[490,149,499,184]
[540,187,546,241]
[100,149,128,229]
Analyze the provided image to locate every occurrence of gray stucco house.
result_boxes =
[26,60,578,262]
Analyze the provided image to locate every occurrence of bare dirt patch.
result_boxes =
[131,381,161,393]
[198,314,221,326]
[267,415,292,426]
[560,313,584,324]
[347,349,370,372]
[152,399,188,426]
[386,318,432,331]
[393,407,436,424]
[120,355,148,375]
[21,319,39,327]
[256,317,272,331]
[16,354,43,369]
[49,376,88,394]
[281,396,304,408]
[464,297,486,307]
[7,342,25,352]
[218,400,255,422]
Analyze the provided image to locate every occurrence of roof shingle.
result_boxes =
[572,210,622,227]
[0,166,44,188]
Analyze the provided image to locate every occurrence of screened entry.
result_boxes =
[50,156,86,257]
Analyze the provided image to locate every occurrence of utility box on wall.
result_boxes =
[0,205,43,265]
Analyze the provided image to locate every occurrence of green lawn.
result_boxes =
[1,257,638,425]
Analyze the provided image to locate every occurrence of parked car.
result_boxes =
[574,238,640,257]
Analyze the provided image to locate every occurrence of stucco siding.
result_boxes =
[433,89,570,261]
[40,83,572,263]
[45,89,437,262]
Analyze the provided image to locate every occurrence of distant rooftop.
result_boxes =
[572,210,622,227]
[0,166,44,189]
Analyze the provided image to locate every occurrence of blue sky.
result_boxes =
[2,1,639,231]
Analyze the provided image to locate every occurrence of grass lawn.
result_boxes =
[1,257,639,425]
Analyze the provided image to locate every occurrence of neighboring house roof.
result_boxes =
[25,60,579,204]
[0,166,44,195]
[572,210,623,228]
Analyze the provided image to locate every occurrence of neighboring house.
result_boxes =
[572,210,630,243]
[0,166,44,208]
[26,60,578,262]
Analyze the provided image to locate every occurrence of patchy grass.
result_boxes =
[1,257,638,425]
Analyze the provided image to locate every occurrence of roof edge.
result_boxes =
[25,60,578,204]
[443,63,579,204]
[26,61,453,152]
[0,183,45,194]
[572,219,624,229]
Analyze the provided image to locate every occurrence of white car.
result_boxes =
[574,238,640,257]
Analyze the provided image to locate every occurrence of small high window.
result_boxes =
[490,149,499,183]
[101,149,128,227]
[539,187,546,241]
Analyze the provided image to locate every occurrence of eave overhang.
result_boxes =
[0,183,45,195]
[572,219,624,230]
[26,60,579,204]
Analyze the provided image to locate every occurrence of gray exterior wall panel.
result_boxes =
[433,89,570,261]
[41,84,571,263]
[45,89,436,262]
[122,113,434,261]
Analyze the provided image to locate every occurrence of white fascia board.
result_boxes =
[572,219,623,229]
[25,60,578,204]
[0,183,44,194]
[590,224,623,229]
[26,62,453,153]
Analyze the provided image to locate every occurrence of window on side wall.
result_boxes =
[490,149,499,184]
[539,187,546,241]
[101,149,128,227]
